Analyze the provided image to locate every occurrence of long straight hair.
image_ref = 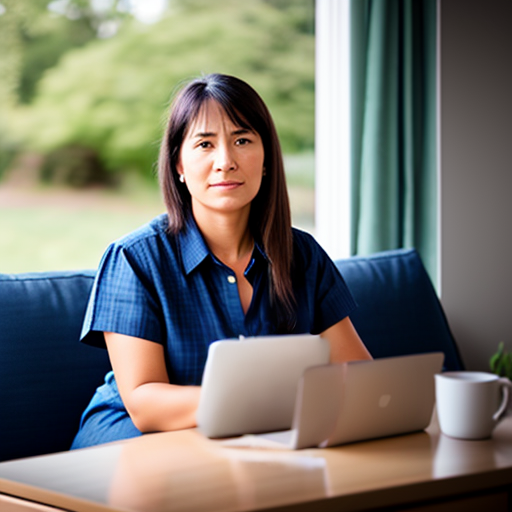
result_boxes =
[158,74,295,328]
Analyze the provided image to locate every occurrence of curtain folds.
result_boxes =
[350,0,438,282]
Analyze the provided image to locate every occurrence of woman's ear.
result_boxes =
[176,160,186,183]
[176,158,186,183]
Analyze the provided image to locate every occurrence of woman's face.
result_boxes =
[176,99,265,220]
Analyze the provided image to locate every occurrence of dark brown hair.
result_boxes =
[158,73,295,326]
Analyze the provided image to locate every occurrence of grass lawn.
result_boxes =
[0,185,165,273]
[1,155,315,273]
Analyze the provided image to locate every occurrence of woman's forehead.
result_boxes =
[186,99,250,135]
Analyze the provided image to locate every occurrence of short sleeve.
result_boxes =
[81,242,163,348]
[313,253,357,332]
[292,229,357,334]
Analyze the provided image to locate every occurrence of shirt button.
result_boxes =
[227,275,236,284]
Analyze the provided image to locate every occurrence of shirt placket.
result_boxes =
[215,263,247,336]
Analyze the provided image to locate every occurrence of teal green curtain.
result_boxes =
[350,0,438,283]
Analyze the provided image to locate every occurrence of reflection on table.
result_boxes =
[0,415,511,512]
[108,430,329,512]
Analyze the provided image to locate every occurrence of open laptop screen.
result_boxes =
[197,334,330,438]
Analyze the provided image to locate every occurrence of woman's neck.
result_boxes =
[192,205,253,267]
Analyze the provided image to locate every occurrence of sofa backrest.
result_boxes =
[0,249,462,462]
[335,248,464,371]
[0,271,111,462]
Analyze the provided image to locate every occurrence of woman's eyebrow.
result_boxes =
[193,131,215,139]
[193,128,253,139]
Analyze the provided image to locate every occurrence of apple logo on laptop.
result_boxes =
[379,394,392,408]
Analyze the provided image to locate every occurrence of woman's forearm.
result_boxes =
[321,316,372,363]
[104,331,201,434]
[126,382,201,433]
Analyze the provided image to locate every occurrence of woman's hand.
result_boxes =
[320,317,372,364]
[105,332,201,433]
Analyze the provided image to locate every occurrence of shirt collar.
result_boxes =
[250,241,269,266]
[244,242,268,285]
[179,216,211,275]
[179,215,270,275]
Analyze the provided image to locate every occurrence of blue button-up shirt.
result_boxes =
[81,213,356,386]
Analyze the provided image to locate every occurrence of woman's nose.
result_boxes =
[214,143,237,172]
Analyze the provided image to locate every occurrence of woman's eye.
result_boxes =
[236,138,251,146]
[198,141,211,149]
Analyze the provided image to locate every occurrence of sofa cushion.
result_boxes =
[336,249,463,371]
[0,271,111,462]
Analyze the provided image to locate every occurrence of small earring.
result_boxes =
[179,175,185,183]
[262,167,267,176]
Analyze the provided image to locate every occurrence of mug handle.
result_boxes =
[493,377,512,422]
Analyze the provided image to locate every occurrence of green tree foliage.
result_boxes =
[25,0,314,180]
[0,0,116,105]
[0,0,119,178]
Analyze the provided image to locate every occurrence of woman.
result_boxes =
[71,73,371,449]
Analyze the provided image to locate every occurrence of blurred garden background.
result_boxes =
[0,0,315,272]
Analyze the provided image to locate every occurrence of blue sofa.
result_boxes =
[0,248,463,462]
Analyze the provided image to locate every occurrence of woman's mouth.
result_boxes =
[209,181,243,190]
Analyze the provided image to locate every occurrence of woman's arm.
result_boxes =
[320,317,372,363]
[105,332,201,433]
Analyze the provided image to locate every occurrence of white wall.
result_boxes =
[439,0,512,370]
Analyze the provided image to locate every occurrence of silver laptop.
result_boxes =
[223,352,444,450]
[197,334,331,438]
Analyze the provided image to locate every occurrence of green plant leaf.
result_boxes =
[490,342,512,379]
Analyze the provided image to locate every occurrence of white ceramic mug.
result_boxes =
[435,371,512,440]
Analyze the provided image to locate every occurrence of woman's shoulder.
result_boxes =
[111,213,170,251]
[96,213,178,278]
[291,227,324,255]
[291,227,335,271]
[98,213,179,270]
